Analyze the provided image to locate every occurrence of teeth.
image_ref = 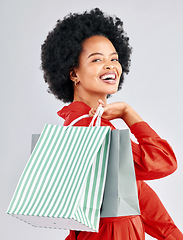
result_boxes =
[101,74,115,80]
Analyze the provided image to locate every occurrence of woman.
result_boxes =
[41,8,183,240]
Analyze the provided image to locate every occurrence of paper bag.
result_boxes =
[7,124,111,232]
[100,129,140,217]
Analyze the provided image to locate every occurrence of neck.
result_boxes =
[73,92,107,108]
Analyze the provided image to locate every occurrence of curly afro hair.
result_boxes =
[41,8,132,103]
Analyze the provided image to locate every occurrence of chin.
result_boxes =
[106,88,118,95]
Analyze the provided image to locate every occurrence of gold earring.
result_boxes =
[74,80,79,86]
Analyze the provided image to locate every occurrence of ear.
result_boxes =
[69,68,78,82]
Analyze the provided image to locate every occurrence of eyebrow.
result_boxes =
[87,52,118,58]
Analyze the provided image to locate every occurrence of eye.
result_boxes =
[111,58,119,62]
[92,59,101,62]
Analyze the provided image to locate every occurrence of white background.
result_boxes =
[1,0,183,239]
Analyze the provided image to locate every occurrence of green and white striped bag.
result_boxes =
[7,107,111,232]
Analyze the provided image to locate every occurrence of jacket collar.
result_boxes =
[57,101,91,120]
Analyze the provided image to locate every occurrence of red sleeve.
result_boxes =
[63,111,177,180]
[130,122,177,180]
[138,181,183,239]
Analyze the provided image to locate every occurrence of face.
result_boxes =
[72,35,122,100]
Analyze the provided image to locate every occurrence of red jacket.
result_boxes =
[58,101,183,240]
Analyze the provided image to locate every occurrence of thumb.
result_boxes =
[98,99,105,107]
[89,107,97,117]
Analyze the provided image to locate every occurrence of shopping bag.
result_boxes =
[67,106,140,217]
[100,129,140,217]
[31,129,140,218]
[7,123,111,232]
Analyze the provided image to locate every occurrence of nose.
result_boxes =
[103,61,115,70]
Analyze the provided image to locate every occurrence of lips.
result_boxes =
[99,71,117,84]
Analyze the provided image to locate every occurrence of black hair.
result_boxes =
[41,8,132,103]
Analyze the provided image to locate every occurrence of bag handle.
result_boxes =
[89,105,104,127]
[68,105,104,127]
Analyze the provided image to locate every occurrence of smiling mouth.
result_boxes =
[99,72,117,84]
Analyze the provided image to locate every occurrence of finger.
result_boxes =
[89,110,93,117]
[89,108,97,117]
[98,99,105,107]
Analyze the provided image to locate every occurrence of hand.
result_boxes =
[89,99,143,128]
[89,99,127,120]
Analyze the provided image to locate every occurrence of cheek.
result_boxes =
[117,63,123,75]
[85,65,101,78]
[77,66,98,84]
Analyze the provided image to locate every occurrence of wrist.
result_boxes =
[120,102,129,118]
[121,103,143,128]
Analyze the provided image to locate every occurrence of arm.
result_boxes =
[138,181,183,239]
[90,100,177,180]
[131,121,177,180]
[90,100,143,128]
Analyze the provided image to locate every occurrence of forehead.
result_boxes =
[81,35,117,55]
